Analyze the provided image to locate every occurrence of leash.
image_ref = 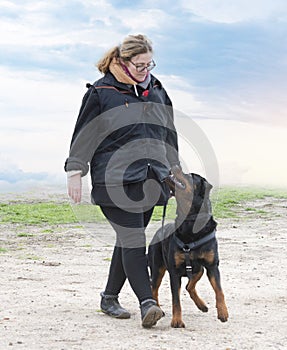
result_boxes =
[160,202,171,270]
[173,230,216,279]
[161,203,167,235]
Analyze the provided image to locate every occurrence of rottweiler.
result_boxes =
[148,168,229,328]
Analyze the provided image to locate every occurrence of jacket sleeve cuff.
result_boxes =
[64,157,89,177]
[67,170,82,178]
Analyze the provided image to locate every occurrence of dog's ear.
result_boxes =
[202,178,213,197]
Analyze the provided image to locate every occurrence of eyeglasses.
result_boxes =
[129,59,156,72]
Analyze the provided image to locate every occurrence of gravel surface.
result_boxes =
[0,195,286,350]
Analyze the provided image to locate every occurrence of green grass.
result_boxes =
[152,199,177,221]
[211,186,287,218]
[0,202,78,225]
[17,233,34,237]
[0,187,286,226]
[19,254,42,261]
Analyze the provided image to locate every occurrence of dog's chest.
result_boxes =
[174,249,215,269]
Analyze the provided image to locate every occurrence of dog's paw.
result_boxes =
[199,304,208,313]
[218,314,228,322]
[171,318,185,328]
[217,306,229,322]
[192,298,208,312]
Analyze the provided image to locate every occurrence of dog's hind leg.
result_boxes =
[206,266,229,322]
[186,267,208,312]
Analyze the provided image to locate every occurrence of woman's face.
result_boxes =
[126,52,154,82]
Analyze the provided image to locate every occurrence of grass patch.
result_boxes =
[0,187,286,225]
[0,247,8,253]
[152,198,176,221]
[17,233,34,237]
[211,187,287,219]
[154,187,287,220]
[71,204,106,223]
[0,202,78,225]
[41,229,54,233]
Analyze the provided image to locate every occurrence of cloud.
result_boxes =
[180,0,287,24]
[0,155,66,193]
[120,8,171,31]
[0,67,83,180]
[0,67,86,125]
[194,119,287,187]
[0,2,114,76]
[1,0,287,190]
[0,0,174,77]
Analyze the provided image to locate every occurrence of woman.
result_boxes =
[65,34,182,328]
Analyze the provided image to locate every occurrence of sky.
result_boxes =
[0,0,287,193]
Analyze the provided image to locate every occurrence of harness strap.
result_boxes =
[183,250,193,279]
[173,230,216,251]
[173,230,216,279]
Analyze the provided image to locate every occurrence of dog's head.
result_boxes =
[166,168,212,216]
[165,169,216,236]
[183,173,213,217]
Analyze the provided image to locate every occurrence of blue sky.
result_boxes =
[0,0,287,192]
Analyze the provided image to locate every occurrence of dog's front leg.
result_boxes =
[206,266,229,322]
[170,274,185,328]
[186,267,208,312]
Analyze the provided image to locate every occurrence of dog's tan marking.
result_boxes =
[199,250,215,264]
[174,251,185,268]
[209,276,229,322]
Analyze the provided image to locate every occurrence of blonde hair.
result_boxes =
[97,34,153,74]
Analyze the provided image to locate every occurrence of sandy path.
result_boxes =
[0,196,286,349]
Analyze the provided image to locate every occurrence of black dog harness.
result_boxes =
[173,230,216,279]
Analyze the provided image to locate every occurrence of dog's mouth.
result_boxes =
[165,167,193,197]
[168,173,186,191]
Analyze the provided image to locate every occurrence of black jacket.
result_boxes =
[64,72,180,188]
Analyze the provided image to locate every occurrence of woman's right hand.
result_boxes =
[67,173,82,203]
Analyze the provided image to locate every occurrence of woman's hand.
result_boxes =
[67,173,82,203]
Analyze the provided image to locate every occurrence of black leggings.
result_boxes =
[100,206,154,303]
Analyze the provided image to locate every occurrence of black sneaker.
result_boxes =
[100,292,131,319]
[140,299,163,328]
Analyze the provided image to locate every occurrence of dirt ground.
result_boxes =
[0,194,286,350]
